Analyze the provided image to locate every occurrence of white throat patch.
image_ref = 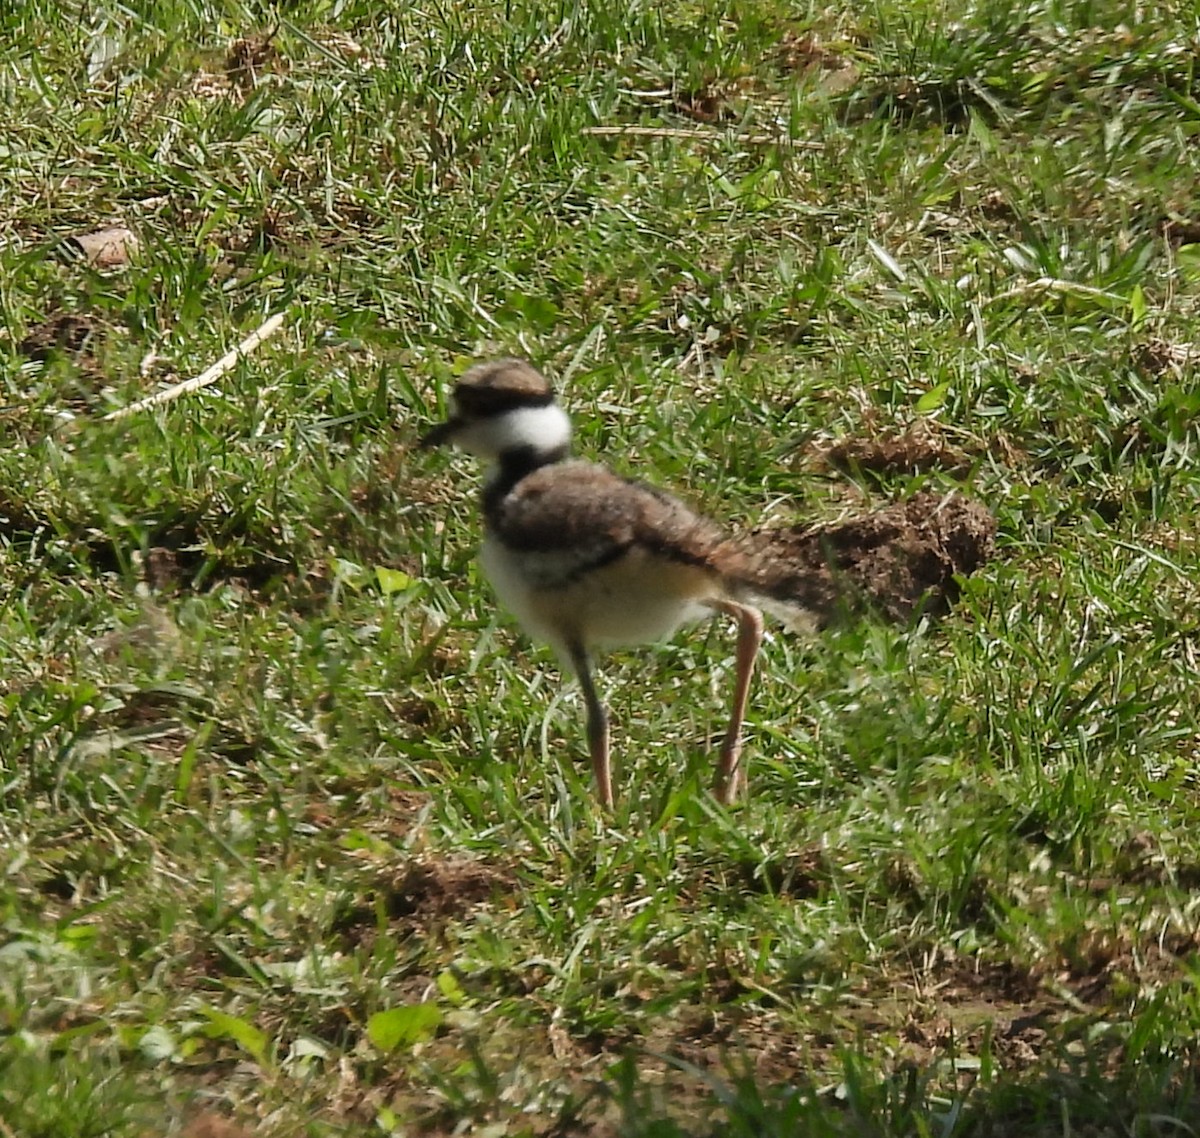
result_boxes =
[454,403,572,461]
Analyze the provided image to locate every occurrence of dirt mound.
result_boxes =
[388,857,512,920]
[745,491,996,625]
[334,856,515,949]
[18,310,100,360]
[820,424,973,477]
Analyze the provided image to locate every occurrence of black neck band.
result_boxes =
[482,444,570,518]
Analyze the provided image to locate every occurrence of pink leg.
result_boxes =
[568,642,613,809]
[711,602,763,805]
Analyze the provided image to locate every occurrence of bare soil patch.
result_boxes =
[180,1113,257,1138]
[334,856,516,948]
[387,857,513,921]
[225,30,282,87]
[16,309,110,403]
[1134,336,1198,379]
[19,310,101,361]
[1159,215,1200,247]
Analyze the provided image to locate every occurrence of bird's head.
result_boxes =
[421,358,572,465]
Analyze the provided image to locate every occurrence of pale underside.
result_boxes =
[480,536,723,666]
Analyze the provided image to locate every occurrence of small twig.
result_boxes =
[581,125,822,150]
[103,312,285,422]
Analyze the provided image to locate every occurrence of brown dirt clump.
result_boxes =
[1134,336,1197,379]
[743,490,996,625]
[733,844,830,900]
[18,310,101,362]
[15,309,113,409]
[1159,215,1200,247]
[388,857,513,920]
[819,424,973,477]
[225,31,281,86]
[334,856,515,948]
[181,1114,257,1138]
[673,82,730,123]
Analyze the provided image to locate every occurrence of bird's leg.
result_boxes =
[568,641,613,809]
[710,601,764,806]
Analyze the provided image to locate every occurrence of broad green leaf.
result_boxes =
[916,382,951,413]
[332,558,368,588]
[1129,283,1147,328]
[139,1025,178,1061]
[1177,244,1200,283]
[200,1007,270,1066]
[366,1003,442,1052]
[291,1036,329,1061]
[375,566,413,595]
[57,922,97,949]
[968,111,997,151]
[436,971,466,1006]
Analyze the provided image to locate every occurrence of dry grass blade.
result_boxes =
[982,277,1126,306]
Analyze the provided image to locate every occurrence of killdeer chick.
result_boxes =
[421,359,813,808]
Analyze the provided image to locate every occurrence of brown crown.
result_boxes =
[453,358,555,417]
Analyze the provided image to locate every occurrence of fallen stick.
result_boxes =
[102,312,285,422]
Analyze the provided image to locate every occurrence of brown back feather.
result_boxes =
[487,460,728,570]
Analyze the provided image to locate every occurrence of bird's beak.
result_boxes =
[419,417,461,448]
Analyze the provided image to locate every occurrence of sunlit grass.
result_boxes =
[2,0,1200,1134]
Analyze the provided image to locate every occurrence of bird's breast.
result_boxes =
[479,536,720,661]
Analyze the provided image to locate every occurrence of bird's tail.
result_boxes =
[717,536,839,633]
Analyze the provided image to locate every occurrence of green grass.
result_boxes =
[3,0,1200,1134]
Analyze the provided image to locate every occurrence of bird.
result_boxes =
[421,358,815,809]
